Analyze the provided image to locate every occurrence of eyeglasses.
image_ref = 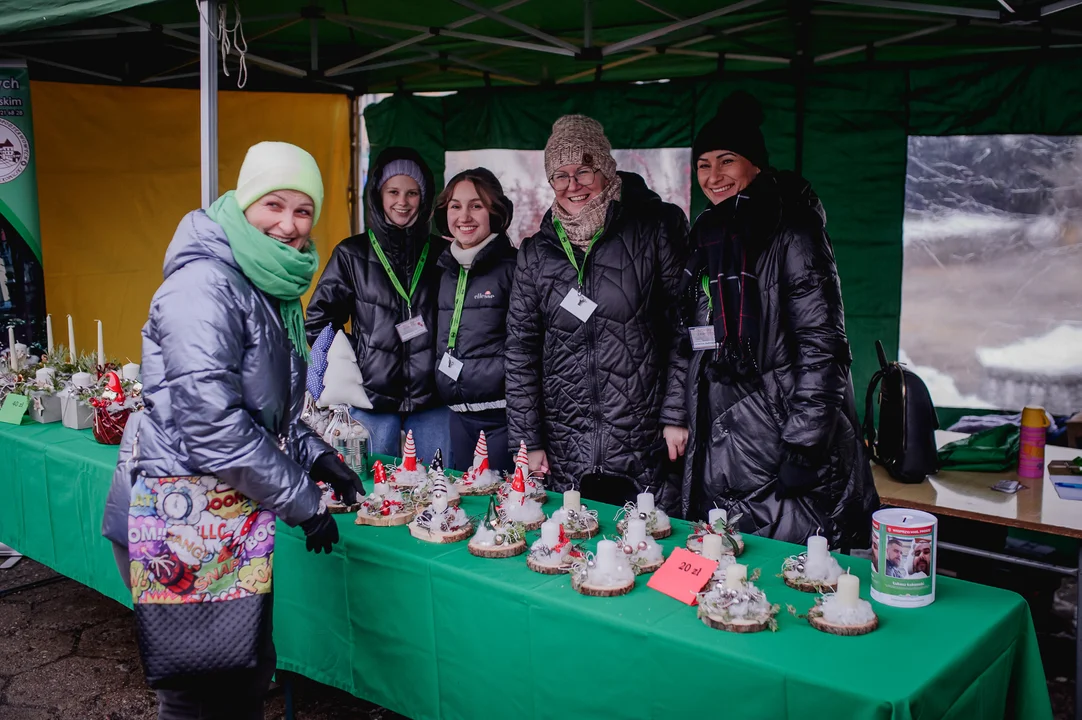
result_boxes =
[550,167,597,192]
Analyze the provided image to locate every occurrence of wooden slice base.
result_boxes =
[635,557,665,574]
[808,613,879,636]
[455,484,498,496]
[326,502,361,515]
[408,521,472,544]
[701,613,771,633]
[468,539,527,558]
[526,555,570,575]
[355,510,415,527]
[687,534,744,556]
[517,516,546,532]
[572,575,634,597]
[784,576,838,594]
[617,519,673,540]
[567,521,600,540]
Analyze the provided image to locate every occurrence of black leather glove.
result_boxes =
[311,453,365,504]
[776,447,821,498]
[299,511,340,554]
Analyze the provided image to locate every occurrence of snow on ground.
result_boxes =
[898,349,995,408]
[903,212,1061,247]
[977,325,1082,375]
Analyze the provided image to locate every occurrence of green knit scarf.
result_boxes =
[207,191,319,361]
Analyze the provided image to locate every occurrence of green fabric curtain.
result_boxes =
[0,0,163,34]
[364,55,1082,398]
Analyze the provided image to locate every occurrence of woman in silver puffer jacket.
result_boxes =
[101,142,362,719]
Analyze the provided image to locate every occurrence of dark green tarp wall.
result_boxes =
[365,54,1082,397]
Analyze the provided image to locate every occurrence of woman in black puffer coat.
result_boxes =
[305,147,449,464]
[506,115,689,511]
[433,168,518,472]
[680,92,878,549]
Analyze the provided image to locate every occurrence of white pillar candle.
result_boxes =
[701,533,725,561]
[67,315,76,364]
[724,563,747,589]
[836,570,860,608]
[7,326,17,370]
[46,314,54,354]
[807,535,829,561]
[595,539,617,575]
[121,362,140,381]
[96,320,104,368]
[71,371,94,388]
[626,518,647,546]
[540,520,559,546]
[637,492,655,513]
[708,508,727,527]
[563,490,581,511]
[35,368,55,386]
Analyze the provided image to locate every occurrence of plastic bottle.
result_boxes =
[1018,406,1050,479]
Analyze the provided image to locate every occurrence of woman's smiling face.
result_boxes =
[696,150,760,205]
[382,175,422,227]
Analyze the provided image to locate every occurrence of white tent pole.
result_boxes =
[200,0,218,209]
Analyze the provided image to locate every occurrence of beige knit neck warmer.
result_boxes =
[551,173,622,248]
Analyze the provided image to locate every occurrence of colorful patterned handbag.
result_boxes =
[127,475,275,686]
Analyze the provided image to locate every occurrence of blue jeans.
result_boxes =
[349,406,453,468]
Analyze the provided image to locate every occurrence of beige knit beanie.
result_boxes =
[544,115,618,182]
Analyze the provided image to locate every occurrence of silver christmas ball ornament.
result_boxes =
[638,512,648,521]
[494,534,505,545]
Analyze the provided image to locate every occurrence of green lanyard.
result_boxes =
[447,266,469,351]
[368,229,429,314]
[701,274,714,314]
[553,218,604,291]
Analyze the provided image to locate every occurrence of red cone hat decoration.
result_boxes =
[373,460,387,484]
[402,429,417,471]
[515,441,529,472]
[472,431,489,472]
[511,467,526,493]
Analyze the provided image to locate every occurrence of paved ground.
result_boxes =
[0,556,1075,719]
[0,559,405,719]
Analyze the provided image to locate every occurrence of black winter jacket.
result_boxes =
[680,170,878,549]
[506,178,690,511]
[305,147,443,413]
[435,233,517,409]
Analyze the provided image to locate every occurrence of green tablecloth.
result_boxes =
[0,422,1053,720]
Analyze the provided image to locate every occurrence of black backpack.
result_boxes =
[863,341,940,483]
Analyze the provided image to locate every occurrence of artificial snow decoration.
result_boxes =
[687,508,744,556]
[779,550,844,593]
[526,520,580,575]
[697,565,780,633]
[615,518,665,574]
[615,492,672,539]
[355,461,416,526]
[455,431,501,495]
[495,466,546,530]
[804,594,879,636]
[548,490,599,539]
[570,539,635,597]
[468,495,528,558]
[390,429,427,488]
[408,474,472,543]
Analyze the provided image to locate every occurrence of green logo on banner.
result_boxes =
[0,62,41,264]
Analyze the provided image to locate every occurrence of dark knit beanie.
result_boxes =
[692,91,769,170]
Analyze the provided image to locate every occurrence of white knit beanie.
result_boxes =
[544,115,618,182]
[234,141,325,224]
